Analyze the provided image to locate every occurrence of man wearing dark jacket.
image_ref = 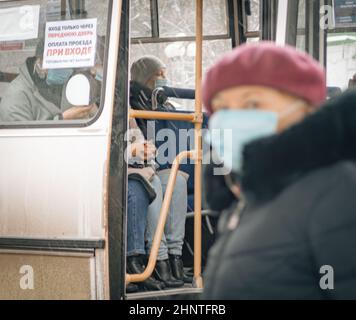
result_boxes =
[202,42,356,300]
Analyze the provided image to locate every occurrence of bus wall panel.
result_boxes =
[0,251,95,300]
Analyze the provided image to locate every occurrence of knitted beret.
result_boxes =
[203,42,327,113]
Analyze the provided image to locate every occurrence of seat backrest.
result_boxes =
[152,110,209,194]
[327,86,342,99]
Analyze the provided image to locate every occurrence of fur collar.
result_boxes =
[241,90,356,203]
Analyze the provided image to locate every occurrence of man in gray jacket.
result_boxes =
[0,42,97,122]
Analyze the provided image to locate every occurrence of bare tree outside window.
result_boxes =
[246,0,260,32]
[131,0,152,38]
[158,0,228,37]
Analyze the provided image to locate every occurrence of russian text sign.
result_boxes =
[43,18,97,69]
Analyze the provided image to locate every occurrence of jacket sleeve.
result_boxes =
[0,89,35,122]
[309,162,356,299]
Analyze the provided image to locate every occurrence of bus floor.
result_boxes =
[126,284,203,300]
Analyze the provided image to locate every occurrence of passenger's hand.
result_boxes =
[62,104,98,120]
[131,141,156,160]
[144,141,157,161]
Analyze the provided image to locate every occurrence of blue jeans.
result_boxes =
[146,171,188,261]
[127,179,150,257]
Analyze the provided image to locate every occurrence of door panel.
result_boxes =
[0,250,95,300]
[0,0,122,240]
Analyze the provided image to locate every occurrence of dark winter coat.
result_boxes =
[203,90,356,300]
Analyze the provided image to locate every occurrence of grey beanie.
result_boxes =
[131,55,166,86]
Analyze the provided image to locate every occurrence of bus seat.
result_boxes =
[0,72,18,83]
[150,109,210,212]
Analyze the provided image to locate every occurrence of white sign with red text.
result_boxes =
[43,18,97,69]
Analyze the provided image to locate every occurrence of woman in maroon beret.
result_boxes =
[202,42,356,300]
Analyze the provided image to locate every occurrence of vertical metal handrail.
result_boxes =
[126,151,194,284]
[193,0,204,289]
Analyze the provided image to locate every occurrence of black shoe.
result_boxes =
[169,255,193,284]
[154,259,184,288]
[183,269,194,284]
[183,274,194,284]
[126,283,139,294]
[127,255,166,291]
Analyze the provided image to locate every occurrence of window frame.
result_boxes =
[242,0,261,39]
[261,0,278,41]
[130,0,232,45]
[236,0,278,44]
[0,0,113,130]
[129,0,273,48]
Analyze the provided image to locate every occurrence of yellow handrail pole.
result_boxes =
[126,151,194,284]
[130,109,196,123]
[194,0,204,289]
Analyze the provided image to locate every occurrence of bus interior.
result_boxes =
[0,0,355,300]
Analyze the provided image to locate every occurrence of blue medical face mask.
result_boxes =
[95,68,104,82]
[46,68,74,86]
[208,101,304,173]
[155,78,168,88]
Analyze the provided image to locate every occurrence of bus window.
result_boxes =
[246,37,259,43]
[131,0,152,38]
[130,0,232,111]
[243,0,260,41]
[326,1,356,92]
[246,0,260,34]
[158,0,228,37]
[0,0,110,125]
[327,31,356,91]
[296,0,306,52]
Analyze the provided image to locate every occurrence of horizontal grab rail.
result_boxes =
[129,110,203,123]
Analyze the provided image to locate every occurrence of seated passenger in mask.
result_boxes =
[126,57,192,288]
[0,40,98,122]
[130,55,178,113]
